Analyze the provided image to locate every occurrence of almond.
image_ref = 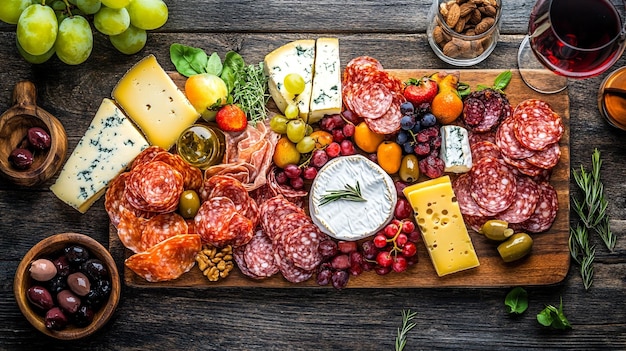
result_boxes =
[459,2,476,17]
[446,3,461,28]
[479,5,497,17]
[475,17,495,34]
[454,16,467,33]
[469,8,482,24]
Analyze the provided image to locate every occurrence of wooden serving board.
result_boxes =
[109,69,570,288]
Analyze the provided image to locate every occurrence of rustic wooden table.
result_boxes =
[1,1,625,350]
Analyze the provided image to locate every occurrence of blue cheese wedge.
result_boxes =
[309,155,397,241]
[308,37,342,124]
[264,39,316,119]
[439,125,472,173]
[51,98,149,213]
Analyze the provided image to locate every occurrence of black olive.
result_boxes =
[47,275,68,296]
[80,259,108,281]
[27,127,51,150]
[64,245,90,266]
[9,148,33,170]
[73,305,94,327]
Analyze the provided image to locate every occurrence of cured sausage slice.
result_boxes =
[116,207,146,254]
[243,231,279,278]
[105,172,129,228]
[365,98,402,134]
[470,141,501,163]
[452,173,497,217]
[125,161,184,213]
[473,90,504,132]
[496,117,536,159]
[352,83,393,119]
[225,212,255,248]
[463,214,493,233]
[497,176,540,224]
[140,212,189,251]
[259,196,306,236]
[501,153,545,177]
[513,105,563,151]
[462,97,485,127]
[525,142,561,169]
[131,146,167,170]
[233,245,260,279]
[273,239,313,283]
[469,156,517,213]
[469,130,496,146]
[194,197,238,245]
[521,182,559,233]
[282,223,325,271]
[125,234,202,282]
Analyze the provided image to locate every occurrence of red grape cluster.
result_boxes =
[319,114,357,157]
[316,218,421,290]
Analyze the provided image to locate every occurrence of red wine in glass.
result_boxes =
[518,0,626,93]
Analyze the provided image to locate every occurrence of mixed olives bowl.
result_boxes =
[14,233,120,340]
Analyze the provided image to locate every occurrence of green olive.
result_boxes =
[399,154,420,183]
[479,219,514,241]
[497,233,533,263]
[178,190,201,219]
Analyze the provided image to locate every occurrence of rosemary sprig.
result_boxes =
[569,224,594,290]
[319,181,366,206]
[395,309,417,351]
[571,148,615,252]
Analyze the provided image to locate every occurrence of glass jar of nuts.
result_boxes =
[427,0,502,66]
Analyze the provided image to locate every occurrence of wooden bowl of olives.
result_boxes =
[0,80,67,187]
[14,233,121,340]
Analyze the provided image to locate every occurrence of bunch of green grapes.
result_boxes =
[0,0,168,65]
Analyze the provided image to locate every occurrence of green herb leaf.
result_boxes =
[206,52,223,76]
[231,62,270,124]
[504,287,528,314]
[457,82,471,98]
[493,70,512,91]
[395,309,417,351]
[537,298,571,330]
[169,43,208,77]
[319,181,366,206]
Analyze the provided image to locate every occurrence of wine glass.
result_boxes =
[517,0,626,94]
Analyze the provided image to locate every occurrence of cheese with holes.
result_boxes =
[308,37,342,124]
[403,176,480,276]
[264,39,316,119]
[51,98,149,213]
[439,125,472,173]
[309,155,396,241]
[112,55,199,150]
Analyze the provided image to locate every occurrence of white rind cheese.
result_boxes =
[308,37,342,124]
[51,98,149,213]
[309,155,397,241]
[439,125,472,173]
[264,39,316,120]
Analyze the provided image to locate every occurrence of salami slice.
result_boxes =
[152,152,203,191]
[365,99,402,134]
[131,146,167,170]
[525,142,561,169]
[520,182,559,233]
[513,106,563,151]
[125,161,184,213]
[140,212,189,251]
[463,214,493,233]
[259,196,306,236]
[125,234,202,282]
[496,117,536,159]
[462,97,485,127]
[233,244,258,279]
[194,197,238,246]
[473,90,504,133]
[273,239,313,283]
[225,212,255,248]
[243,231,279,278]
[282,223,325,271]
[497,176,540,224]
[469,156,517,213]
[105,172,129,227]
[513,99,553,115]
[352,83,393,119]
[469,130,496,146]
[470,141,501,163]
[501,153,545,177]
[453,173,497,217]
[116,207,146,253]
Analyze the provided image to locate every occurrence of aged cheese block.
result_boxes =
[403,176,480,276]
[51,98,149,213]
[112,54,199,150]
[309,154,397,241]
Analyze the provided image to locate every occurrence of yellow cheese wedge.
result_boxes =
[403,176,480,276]
[112,55,199,150]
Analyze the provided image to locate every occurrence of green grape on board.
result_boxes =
[16,37,55,64]
[76,0,101,15]
[0,0,31,24]
[17,4,58,56]
[110,25,147,55]
[94,6,130,35]
[101,0,130,9]
[127,0,168,30]
[55,15,93,65]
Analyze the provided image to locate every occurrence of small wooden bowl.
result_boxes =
[0,81,67,187]
[14,233,121,340]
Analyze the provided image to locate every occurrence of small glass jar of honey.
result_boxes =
[176,123,225,169]
[598,66,626,131]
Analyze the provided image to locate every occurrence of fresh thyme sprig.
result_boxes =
[232,62,270,125]
[571,148,615,251]
[319,181,366,206]
[395,309,417,351]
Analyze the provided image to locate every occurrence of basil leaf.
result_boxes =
[493,70,512,91]
[536,308,554,327]
[536,300,571,330]
[170,43,208,77]
[504,287,528,314]
[223,51,246,73]
[221,66,236,94]
[206,52,223,76]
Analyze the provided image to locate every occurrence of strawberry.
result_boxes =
[403,77,438,105]
[215,104,247,132]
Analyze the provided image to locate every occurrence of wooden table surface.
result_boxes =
[1,1,625,350]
